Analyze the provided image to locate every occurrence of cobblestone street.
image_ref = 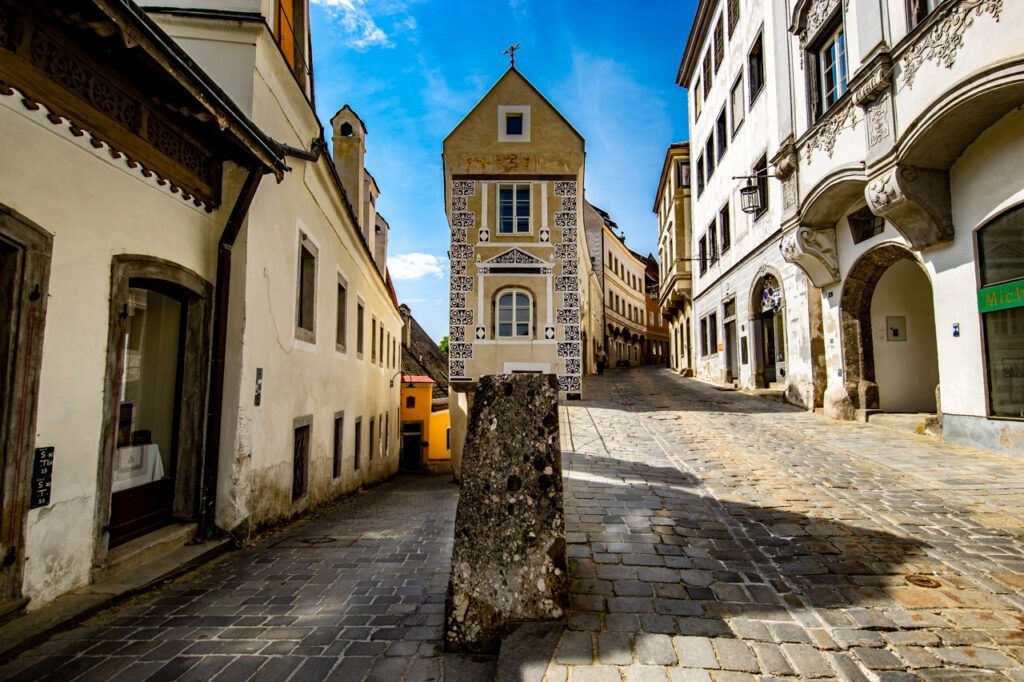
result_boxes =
[3,366,1024,680]
[551,367,1024,681]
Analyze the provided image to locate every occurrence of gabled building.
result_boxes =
[654,143,694,374]
[442,67,599,473]
[399,304,451,473]
[643,254,670,366]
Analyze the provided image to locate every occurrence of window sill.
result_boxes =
[748,85,765,110]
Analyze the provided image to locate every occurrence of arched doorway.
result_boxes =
[839,244,939,414]
[750,271,786,387]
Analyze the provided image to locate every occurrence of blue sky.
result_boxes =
[310,0,697,342]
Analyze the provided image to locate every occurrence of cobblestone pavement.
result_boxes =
[5,367,1024,681]
[0,475,477,682]
[547,367,1024,681]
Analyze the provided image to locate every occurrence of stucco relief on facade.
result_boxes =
[554,212,577,227]
[450,275,474,292]
[865,165,954,249]
[561,259,578,275]
[557,342,580,358]
[561,196,577,212]
[450,359,465,377]
[452,212,475,228]
[450,309,474,326]
[554,243,576,260]
[564,358,581,375]
[452,180,476,196]
[561,227,577,243]
[485,248,544,265]
[558,375,582,392]
[451,260,466,275]
[554,276,577,292]
[564,325,581,342]
[556,308,579,324]
[866,96,891,149]
[451,195,467,212]
[539,228,550,242]
[450,244,474,261]
[780,226,840,287]
[901,0,1003,88]
[452,228,467,244]
[450,343,473,359]
[803,101,857,162]
[450,325,465,342]
[562,292,580,309]
[451,292,466,308]
[554,181,576,196]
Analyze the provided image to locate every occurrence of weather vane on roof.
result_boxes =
[503,43,520,67]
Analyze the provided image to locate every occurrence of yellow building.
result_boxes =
[654,143,694,375]
[398,305,451,473]
[443,66,599,474]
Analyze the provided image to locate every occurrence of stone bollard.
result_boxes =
[444,374,567,653]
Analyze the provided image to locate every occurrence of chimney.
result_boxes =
[330,105,366,235]
[398,304,412,347]
[374,214,389,277]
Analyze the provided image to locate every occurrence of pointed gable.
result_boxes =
[443,68,585,176]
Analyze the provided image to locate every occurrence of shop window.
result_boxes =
[977,205,1024,418]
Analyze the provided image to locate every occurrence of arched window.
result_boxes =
[406,395,415,408]
[496,288,532,338]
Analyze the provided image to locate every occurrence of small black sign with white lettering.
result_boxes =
[30,447,54,509]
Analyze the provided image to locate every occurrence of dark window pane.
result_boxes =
[979,206,1024,286]
[506,114,523,135]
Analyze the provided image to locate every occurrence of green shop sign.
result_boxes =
[978,280,1024,313]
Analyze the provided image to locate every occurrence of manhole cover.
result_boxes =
[905,574,942,588]
[270,534,361,549]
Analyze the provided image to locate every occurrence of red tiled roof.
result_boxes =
[402,375,436,384]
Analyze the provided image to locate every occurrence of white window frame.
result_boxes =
[498,105,531,142]
[497,183,532,235]
[496,287,533,338]
[818,23,848,111]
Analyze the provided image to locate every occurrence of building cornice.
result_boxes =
[677,0,717,87]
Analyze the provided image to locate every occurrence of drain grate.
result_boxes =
[270,534,361,549]
[905,573,942,588]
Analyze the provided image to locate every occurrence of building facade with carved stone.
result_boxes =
[442,67,599,476]
[655,143,695,375]
[776,0,1024,456]
[679,0,825,408]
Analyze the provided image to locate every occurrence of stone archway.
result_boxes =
[836,243,938,417]
[749,268,786,388]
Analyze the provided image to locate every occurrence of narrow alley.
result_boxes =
[4,367,1024,680]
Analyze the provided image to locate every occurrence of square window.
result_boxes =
[506,113,523,135]
[498,183,531,234]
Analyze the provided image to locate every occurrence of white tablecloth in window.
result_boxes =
[112,444,165,492]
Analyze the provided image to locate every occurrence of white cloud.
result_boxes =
[311,0,420,50]
[389,253,445,280]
